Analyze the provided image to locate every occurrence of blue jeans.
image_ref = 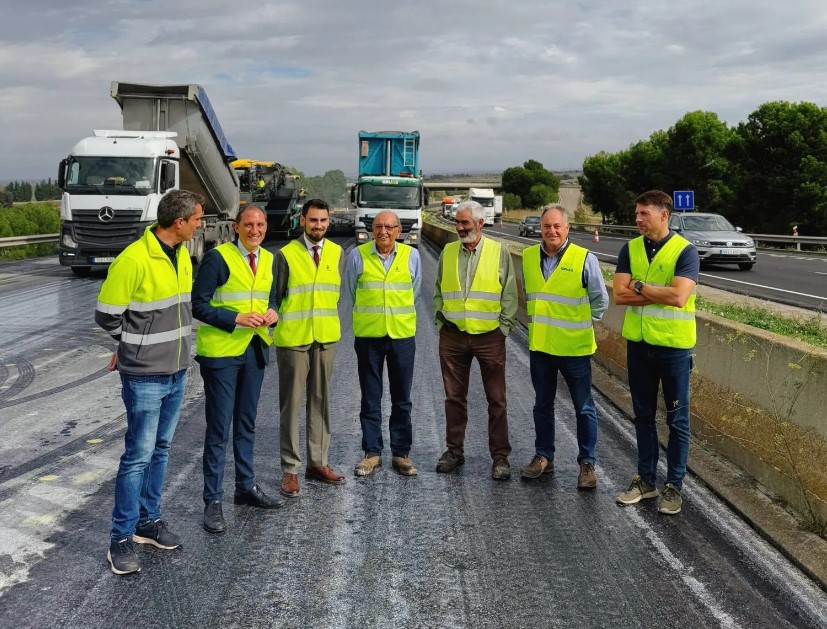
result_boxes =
[530,351,597,465]
[354,335,415,457]
[111,369,187,541]
[626,341,692,490]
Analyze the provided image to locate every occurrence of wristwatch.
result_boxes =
[634,281,644,295]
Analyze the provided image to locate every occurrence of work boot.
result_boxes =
[392,456,418,477]
[435,450,465,474]
[492,456,511,481]
[520,455,553,479]
[354,454,382,477]
[616,474,659,505]
[577,462,597,490]
[657,483,683,515]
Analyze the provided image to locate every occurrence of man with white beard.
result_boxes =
[432,200,518,481]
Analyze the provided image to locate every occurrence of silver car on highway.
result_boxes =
[669,212,757,271]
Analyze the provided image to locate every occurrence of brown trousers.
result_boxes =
[438,326,511,459]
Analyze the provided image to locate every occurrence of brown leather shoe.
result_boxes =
[280,472,300,497]
[305,465,346,485]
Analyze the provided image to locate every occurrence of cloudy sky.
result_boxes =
[2,0,827,180]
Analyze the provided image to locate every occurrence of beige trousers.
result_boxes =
[277,342,336,473]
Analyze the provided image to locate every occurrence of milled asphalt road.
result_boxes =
[1,240,827,628]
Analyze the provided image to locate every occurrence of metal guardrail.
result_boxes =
[0,234,59,248]
[569,223,827,248]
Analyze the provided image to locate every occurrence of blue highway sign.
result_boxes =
[673,190,695,211]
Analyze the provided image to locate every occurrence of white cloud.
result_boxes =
[3,0,827,179]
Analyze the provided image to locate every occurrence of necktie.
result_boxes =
[312,245,320,267]
[248,252,257,275]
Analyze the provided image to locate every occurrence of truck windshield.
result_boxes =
[470,197,495,207]
[359,183,420,209]
[65,157,156,196]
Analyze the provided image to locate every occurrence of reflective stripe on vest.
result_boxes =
[95,224,193,374]
[523,243,596,356]
[621,235,696,349]
[273,239,342,346]
[352,243,416,338]
[196,242,274,357]
[440,238,502,333]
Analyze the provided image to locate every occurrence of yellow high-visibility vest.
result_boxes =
[95,225,192,374]
[440,238,502,334]
[273,239,342,346]
[622,235,696,349]
[196,243,274,357]
[524,243,595,356]
[352,243,416,338]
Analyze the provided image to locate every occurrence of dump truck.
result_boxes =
[232,158,299,238]
[57,82,240,275]
[351,130,427,248]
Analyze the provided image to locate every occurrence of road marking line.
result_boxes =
[39,475,58,481]
[697,273,827,300]
[599,398,827,624]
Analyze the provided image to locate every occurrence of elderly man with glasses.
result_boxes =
[343,210,422,477]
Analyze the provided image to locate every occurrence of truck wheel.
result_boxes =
[189,235,205,264]
[71,266,91,278]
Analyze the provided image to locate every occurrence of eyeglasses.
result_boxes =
[373,224,400,232]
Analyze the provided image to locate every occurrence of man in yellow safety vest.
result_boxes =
[614,190,699,516]
[344,210,422,478]
[519,204,608,489]
[274,199,346,497]
[193,206,283,535]
[433,200,518,481]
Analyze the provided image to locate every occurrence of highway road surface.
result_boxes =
[0,240,826,628]
[479,217,827,312]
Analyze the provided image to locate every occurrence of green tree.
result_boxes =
[303,169,348,207]
[0,190,12,208]
[659,111,736,212]
[501,160,560,208]
[730,101,827,234]
[502,192,521,211]
[34,178,61,202]
[579,151,625,222]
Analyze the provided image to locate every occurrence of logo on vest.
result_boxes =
[560,266,574,272]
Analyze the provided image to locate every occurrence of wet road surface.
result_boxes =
[0,243,826,628]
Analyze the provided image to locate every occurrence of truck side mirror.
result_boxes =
[58,159,67,189]
[423,188,429,206]
[160,162,176,192]
[350,185,356,205]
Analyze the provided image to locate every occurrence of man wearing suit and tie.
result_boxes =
[193,205,284,535]
[274,198,346,497]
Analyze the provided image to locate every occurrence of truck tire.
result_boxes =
[189,234,205,265]
[71,266,91,278]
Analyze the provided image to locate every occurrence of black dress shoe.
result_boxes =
[234,484,284,509]
[203,500,226,534]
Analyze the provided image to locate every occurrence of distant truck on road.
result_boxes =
[469,187,496,226]
[351,130,427,248]
[57,82,240,275]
